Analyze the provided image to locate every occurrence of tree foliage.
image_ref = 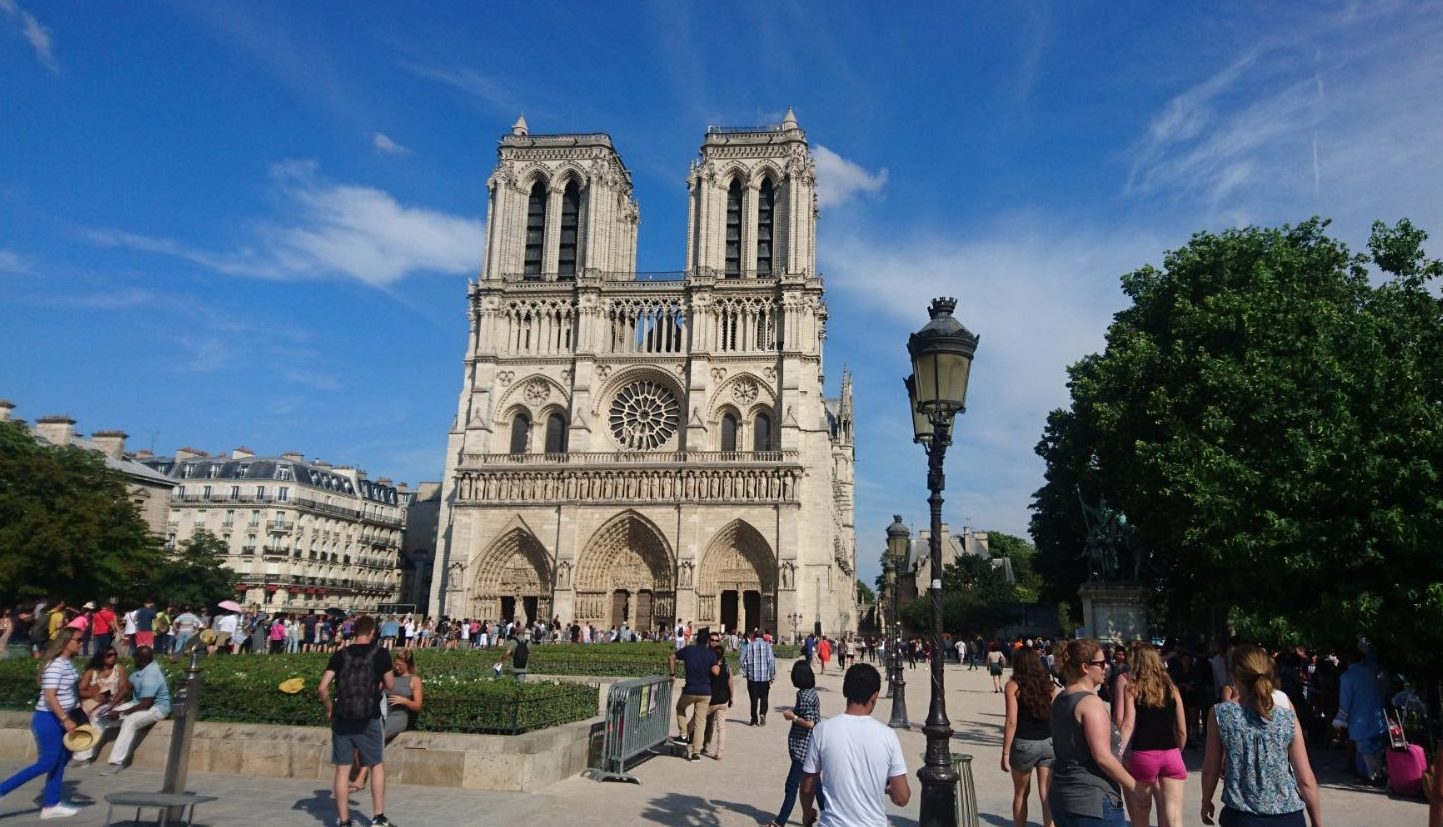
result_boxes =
[901,550,1019,636]
[0,421,163,605]
[856,579,875,605]
[987,531,1043,602]
[147,530,238,610]
[1030,218,1443,678]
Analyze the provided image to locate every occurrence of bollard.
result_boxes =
[950,753,979,827]
[161,648,204,821]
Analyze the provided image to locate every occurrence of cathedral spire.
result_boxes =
[511,113,529,136]
[780,106,798,131]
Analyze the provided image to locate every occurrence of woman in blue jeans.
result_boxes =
[767,659,826,827]
[0,627,84,819]
[1048,638,1136,826]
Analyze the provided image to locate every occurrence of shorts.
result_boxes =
[1010,737,1055,771]
[1218,808,1305,827]
[134,631,155,647]
[332,717,384,767]
[989,661,1004,676]
[1128,747,1187,782]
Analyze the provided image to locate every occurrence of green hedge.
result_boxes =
[0,652,597,735]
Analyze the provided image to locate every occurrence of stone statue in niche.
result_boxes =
[780,561,795,590]
[678,560,694,589]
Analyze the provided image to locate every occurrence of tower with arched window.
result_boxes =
[430,110,856,639]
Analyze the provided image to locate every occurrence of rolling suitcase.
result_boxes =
[1387,709,1426,797]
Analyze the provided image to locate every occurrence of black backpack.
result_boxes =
[334,646,378,721]
[512,639,530,670]
[29,614,50,645]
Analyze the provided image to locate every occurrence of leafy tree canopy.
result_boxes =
[0,421,163,605]
[1030,218,1443,678]
[148,530,238,611]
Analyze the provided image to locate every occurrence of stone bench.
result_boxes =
[104,791,216,826]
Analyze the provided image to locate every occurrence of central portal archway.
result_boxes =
[471,526,552,625]
[696,519,775,634]
[574,511,675,633]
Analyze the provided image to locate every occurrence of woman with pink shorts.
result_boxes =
[1120,643,1188,826]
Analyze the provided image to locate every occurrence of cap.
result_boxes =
[82,601,97,610]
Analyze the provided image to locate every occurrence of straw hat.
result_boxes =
[278,678,305,695]
[63,723,100,753]
[199,629,217,646]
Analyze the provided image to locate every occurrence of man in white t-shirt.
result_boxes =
[801,664,910,826]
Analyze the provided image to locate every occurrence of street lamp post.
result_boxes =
[905,297,979,827]
[787,611,803,646]
[885,515,911,726]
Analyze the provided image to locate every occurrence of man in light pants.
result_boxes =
[83,645,170,773]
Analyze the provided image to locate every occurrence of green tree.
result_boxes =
[149,530,238,610]
[1030,218,1443,679]
[986,530,1043,603]
[0,421,163,605]
[901,552,1018,635]
[856,580,875,605]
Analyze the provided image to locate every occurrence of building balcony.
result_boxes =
[267,520,293,533]
[240,545,257,555]
[262,545,288,558]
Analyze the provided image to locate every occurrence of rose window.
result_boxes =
[609,380,680,450]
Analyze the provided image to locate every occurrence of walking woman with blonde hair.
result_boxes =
[1002,646,1055,827]
[1048,639,1135,826]
[0,627,84,819]
[1119,643,1187,826]
[1201,645,1323,827]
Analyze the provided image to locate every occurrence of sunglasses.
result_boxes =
[1086,660,1109,668]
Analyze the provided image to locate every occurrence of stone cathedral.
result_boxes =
[427,109,857,637]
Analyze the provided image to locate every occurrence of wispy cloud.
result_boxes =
[813,145,888,209]
[0,248,32,275]
[88,161,486,287]
[398,61,519,113]
[372,132,410,156]
[1124,7,1443,233]
[0,0,58,74]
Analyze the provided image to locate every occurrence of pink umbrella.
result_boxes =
[218,600,243,613]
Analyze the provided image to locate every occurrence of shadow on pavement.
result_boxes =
[639,792,773,826]
[289,786,342,826]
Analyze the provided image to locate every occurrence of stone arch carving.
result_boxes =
[493,373,569,422]
[470,521,553,624]
[514,164,552,192]
[550,163,590,191]
[707,373,775,422]
[573,510,676,631]
[750,161,785,189]
[695,519,776,631]
[718,164,751,190]
[592,366,684,420]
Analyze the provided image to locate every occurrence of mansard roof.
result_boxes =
[143,455,401,505]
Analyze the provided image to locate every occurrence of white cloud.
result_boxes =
[0,0,58,73]
[372,132,410,156]
[813,145,888,209]
[88,161,486,287]
[398,61,519,113]
[0,248,32,275]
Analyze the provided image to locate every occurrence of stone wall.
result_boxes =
[0,712,604,792]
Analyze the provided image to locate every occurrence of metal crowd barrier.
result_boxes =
[583,675,674,784]
[952,753,980,827]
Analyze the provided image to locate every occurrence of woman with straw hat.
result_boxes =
[0,627,85,819]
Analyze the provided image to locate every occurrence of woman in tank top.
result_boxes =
[1002,646,1056,827]
[1201,645,1323,827]
[78,647,129,720]
[1119,643,1187,826]
[1049,638,1136,826]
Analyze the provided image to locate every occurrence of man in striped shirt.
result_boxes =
[739,629,776,726]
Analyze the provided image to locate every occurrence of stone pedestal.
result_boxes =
[1078,582,1149,643]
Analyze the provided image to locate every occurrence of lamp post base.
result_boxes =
[916,746,961,827]
[888,671,909,728]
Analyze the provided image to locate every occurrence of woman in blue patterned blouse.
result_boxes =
[1200,645,1324,827]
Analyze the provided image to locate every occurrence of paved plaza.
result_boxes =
[0,661,1425,826]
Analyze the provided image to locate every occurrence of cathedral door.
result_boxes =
[472,527,552,625]
[743,590,761,633]
[523,596,539,626]
[635,590,654,633]
[500,596,515,624]
[610,590,630,629]
[720,590,739,633]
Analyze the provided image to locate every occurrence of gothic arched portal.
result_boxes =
[696,519,776,634]
[574,511,675,633]
[470,526,552,625]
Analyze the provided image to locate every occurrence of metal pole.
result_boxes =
[917,417,958,827]
[162,647,204,820]
[888,557,909,728]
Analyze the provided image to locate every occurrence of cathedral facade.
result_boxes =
[427,110,856,637]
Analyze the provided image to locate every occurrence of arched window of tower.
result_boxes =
[558,180,581,278]
[545,411,568,454]
[725,179,743,277]
[721,412,738,453]
[509,412,531,454]
[524,180,547,277]
[753,410,773,452]
[756,178,775,276]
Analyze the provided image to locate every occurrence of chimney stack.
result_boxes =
[281,451,304,463]
[0,400,14,422]
[175,446,208,462]
[134,449,155,460]
[231,446,255,459]
[35,415,77,447]
[90,430,129,461]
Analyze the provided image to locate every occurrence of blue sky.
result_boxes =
[4,2,1441,588]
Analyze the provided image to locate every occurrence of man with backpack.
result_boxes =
[500,627,529,681]
[318,614,394,827]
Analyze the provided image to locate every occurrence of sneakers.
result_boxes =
[338,820,354,827]
[373,815,396,826]
[688,753,701,762]
[98,762,126,776]
[40,804,79,820]
[759,713,766,726]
